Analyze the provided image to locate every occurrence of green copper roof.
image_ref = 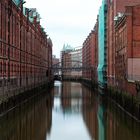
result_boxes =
[12,0,25,6]
[62,44,73,52]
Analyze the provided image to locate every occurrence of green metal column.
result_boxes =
[97,0,107,89]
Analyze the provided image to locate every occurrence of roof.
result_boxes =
[62,44,73,52]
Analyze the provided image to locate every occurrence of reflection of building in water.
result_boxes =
[71,82,82,96]
[61,82,83,114]
[0,94,53,140]
[53,84,59,96]
[51,81,62,98]
[97,102,106,140]
[61,82,72,112]
[70,83,82,112]
[106,102,140,140]
[82,85,140,140]
[82,85,99,140]
[82,87,106,140]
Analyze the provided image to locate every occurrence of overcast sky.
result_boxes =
[25,0,102,58]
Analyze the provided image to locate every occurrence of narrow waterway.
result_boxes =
[0,81,140,140]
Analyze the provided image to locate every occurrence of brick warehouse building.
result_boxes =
[61,45,82,79]
[70,47,82,78]
[0,0,52,101]
[61,44,73,79]
[107,0,140,88]
[82,0,140,96]
[94,22,98,84]
[82,30,97,80]
[115,5,140,95]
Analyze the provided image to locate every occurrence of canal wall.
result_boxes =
[61,77,140,121]
[0,88,53,139]
[107,86,140,122]
[0,80,54,115]
[60,77,98,90]
[81,77,140,121]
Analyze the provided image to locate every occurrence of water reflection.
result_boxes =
[0,93,53,140]
[106,101,140,140]
[61,82,82,114]
[48,81,90,140]
[82,85,99,140]
[0,81,139,140]
[97,100,106,140]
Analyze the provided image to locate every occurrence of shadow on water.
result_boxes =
[80,83,140,140]
[105,98,140,140]
[0,91,53,140]
[0,81,140,140]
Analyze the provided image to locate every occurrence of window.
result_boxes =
[3,62,6,73]
[0,62,2,74]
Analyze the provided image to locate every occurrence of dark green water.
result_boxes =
[0,81,140,140]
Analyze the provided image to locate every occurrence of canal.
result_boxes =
[0,81,140,140]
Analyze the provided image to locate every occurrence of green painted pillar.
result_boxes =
[97,0,107,89]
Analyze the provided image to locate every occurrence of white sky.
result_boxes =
[25,0,102,58]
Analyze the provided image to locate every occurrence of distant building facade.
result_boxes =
[52,55,59,65]
[82,30,97,80]
[61,44,73,78]
[70,47,82,77]
[52,55,59,75]
[61,45,82,79]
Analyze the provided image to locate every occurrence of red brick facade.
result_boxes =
[115,5,140,95]
[107,0,115,86]
[107,0,140,88]
[113,0,140,16]
[82,24,98,81]
[107,0,140,90]
[0,0,52,97]
[93,22,98,83]
[61,50,72,78]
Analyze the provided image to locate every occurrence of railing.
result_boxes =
[51,66,92,70]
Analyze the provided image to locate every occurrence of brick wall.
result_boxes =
[0,0,52,97]
[82,31,95,79]
[115,5,140,95]
[107,0,140,88]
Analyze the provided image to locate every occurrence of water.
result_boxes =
[0,81,140,140]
